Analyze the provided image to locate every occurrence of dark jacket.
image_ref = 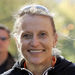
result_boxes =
[1,57,75,75]
[0,53,15,74]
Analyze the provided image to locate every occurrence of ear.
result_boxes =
[53,33,58,47]
[52,56,56,67]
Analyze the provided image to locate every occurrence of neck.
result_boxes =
[0,51,8,65]
[26,61,52,75]
[25,56,56,75]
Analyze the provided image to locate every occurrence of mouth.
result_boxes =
[27,49,45,53]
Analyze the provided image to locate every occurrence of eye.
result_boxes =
[39,32,47,38]
[22,33,33,39]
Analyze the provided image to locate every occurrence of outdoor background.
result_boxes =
[0,0,75,62]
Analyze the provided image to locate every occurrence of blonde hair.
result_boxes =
[12,4,56,36]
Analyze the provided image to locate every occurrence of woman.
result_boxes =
[2,4,75,75]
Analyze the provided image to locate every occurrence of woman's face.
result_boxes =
[16,14,57,65]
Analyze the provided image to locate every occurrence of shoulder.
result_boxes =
[58,56,75,68]
[1,67,22,75]
[1,69,15,75]
[65,63,75,75]
[1,60,28,75]
[55,56,75,75]
[1,61,21,75]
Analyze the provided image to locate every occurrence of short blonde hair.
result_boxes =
[13,4,56,35]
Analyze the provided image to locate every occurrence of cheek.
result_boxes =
[5,41,10,47]
[20,40,29,52]
[20,41,29,59]
[42,38,54,48]
[43,39,53,55]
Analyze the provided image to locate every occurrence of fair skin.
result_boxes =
[16,14,57,75]
[0,29,10,65]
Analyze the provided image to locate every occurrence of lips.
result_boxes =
[27,49,45,53]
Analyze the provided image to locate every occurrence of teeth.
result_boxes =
[30,50,42,53]
[28,50,44,53]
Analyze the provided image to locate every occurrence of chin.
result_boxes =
[28,58,43,65]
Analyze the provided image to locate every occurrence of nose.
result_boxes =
[30,36,40,47]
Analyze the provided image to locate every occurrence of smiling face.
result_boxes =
[16,14,57,65]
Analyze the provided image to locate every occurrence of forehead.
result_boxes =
[0,29,8,36]
[17,14,53,34]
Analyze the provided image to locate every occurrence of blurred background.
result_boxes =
[0,0,75,62]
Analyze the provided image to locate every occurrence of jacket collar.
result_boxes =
[13,56,71,75]
[13,59,54,75]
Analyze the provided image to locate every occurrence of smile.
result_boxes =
[27,49,45,53]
